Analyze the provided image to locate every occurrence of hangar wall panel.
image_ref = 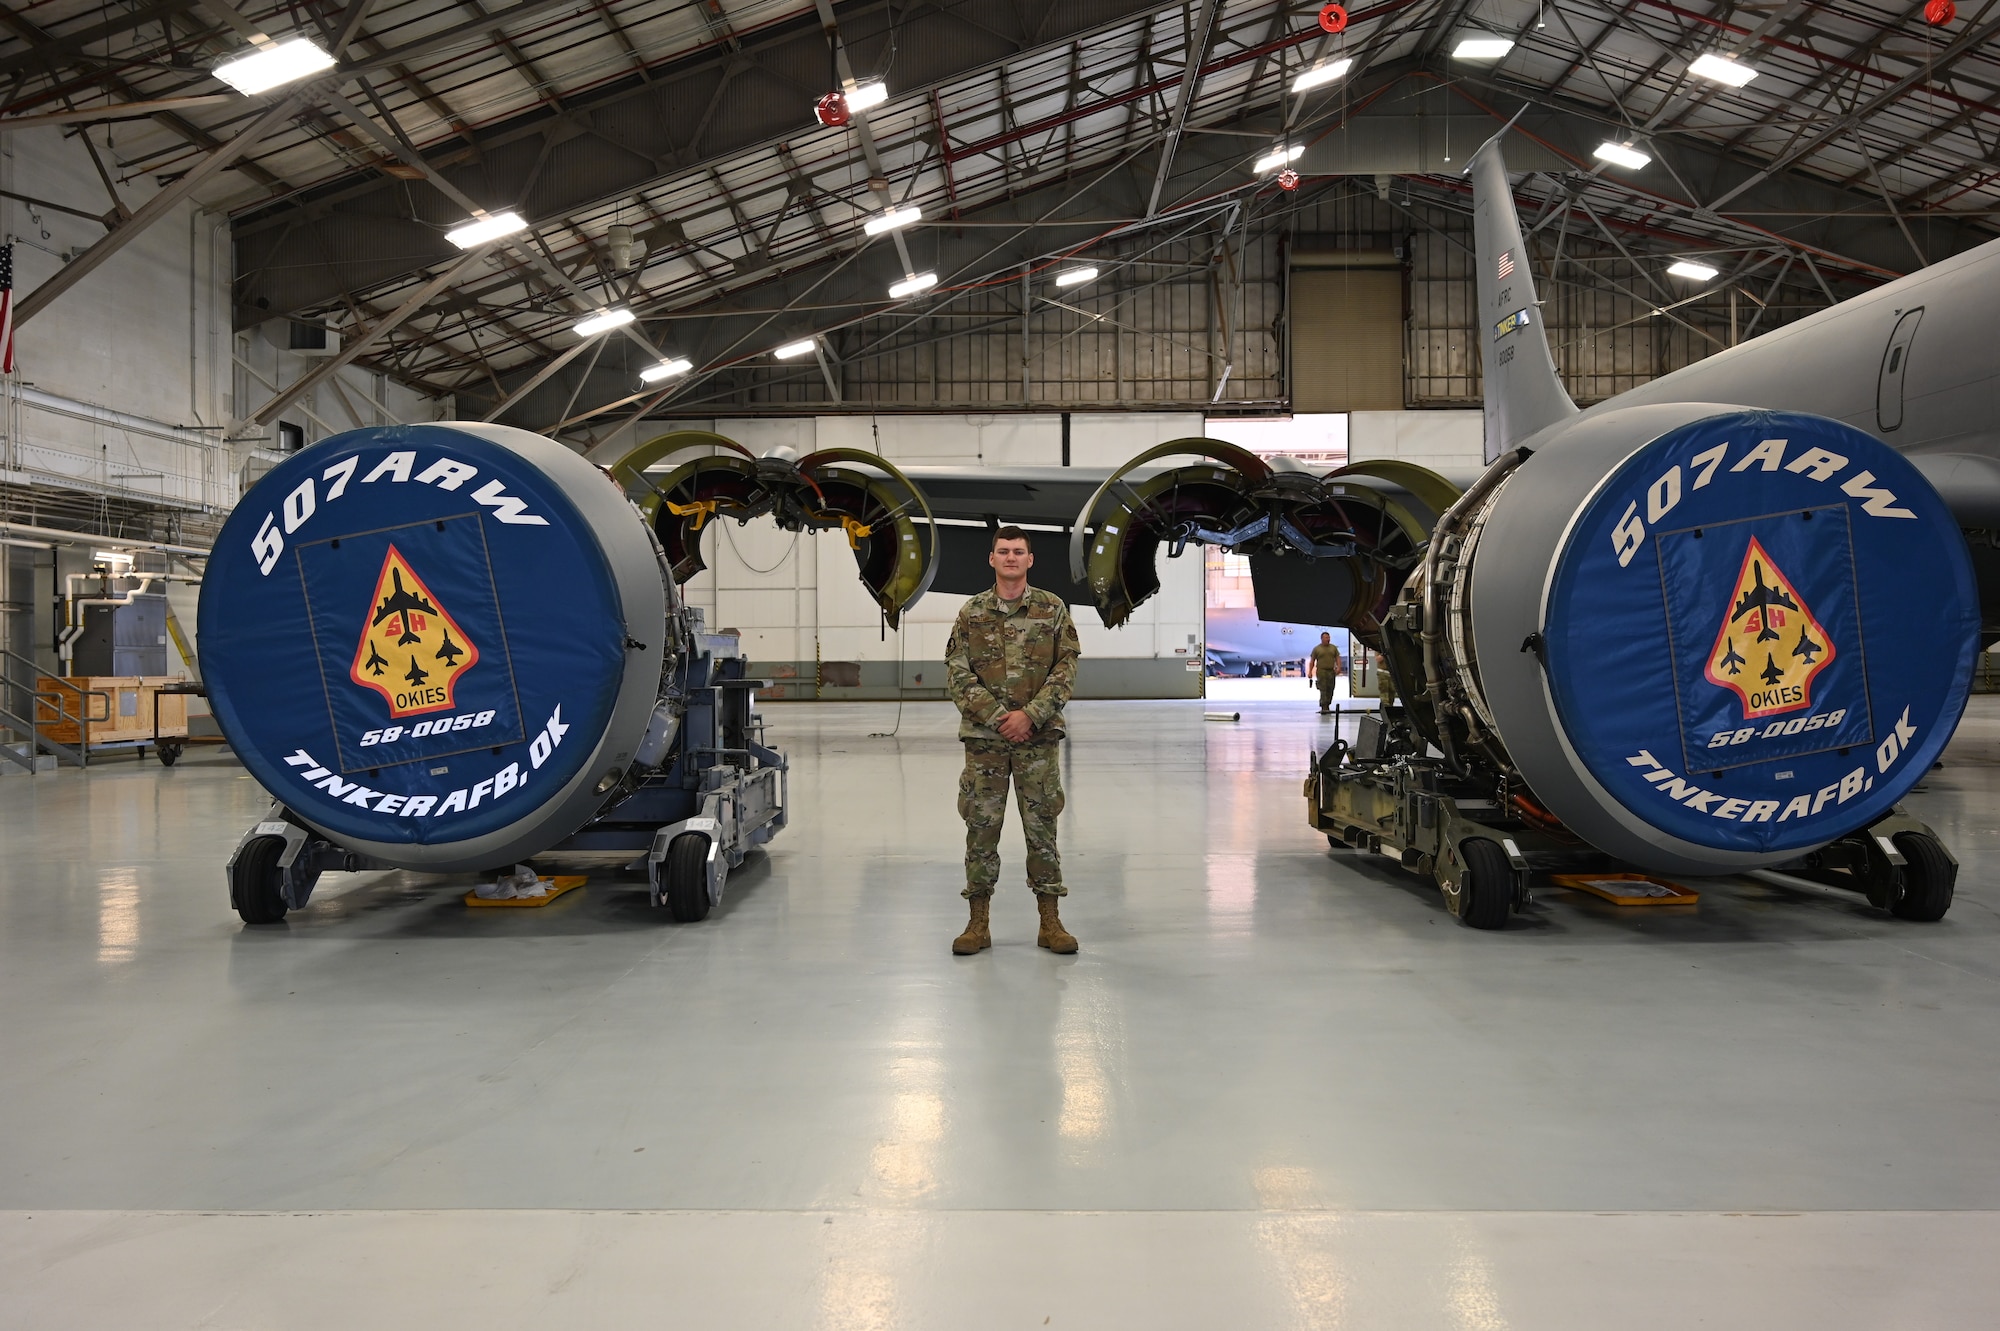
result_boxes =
[0,128,444,691]
[1289,265,1404,412]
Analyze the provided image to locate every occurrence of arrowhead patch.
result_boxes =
[1704,535,1833,718]
[349,544,479,717]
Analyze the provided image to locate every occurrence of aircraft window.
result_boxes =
[1888,346,1903,374]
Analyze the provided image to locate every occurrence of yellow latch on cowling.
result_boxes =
[665,498,720,531]
[838,515,873,550]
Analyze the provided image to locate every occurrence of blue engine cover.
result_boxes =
[201,425,639,852]
[1543,410,1977,855]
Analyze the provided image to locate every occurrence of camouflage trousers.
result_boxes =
[958,738,1066,898]
[1317,675,1338,708]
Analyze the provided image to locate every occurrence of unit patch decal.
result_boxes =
[350,545,481,717]
[1703,536,1833,718]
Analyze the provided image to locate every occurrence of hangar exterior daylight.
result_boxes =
[3,0,2000,1324]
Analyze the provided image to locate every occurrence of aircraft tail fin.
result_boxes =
[1470,130,1577,461]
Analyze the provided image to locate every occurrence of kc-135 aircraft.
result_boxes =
[202,122,1995,930]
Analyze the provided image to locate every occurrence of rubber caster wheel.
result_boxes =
[157,742,182,767]
[231,834,289,924]
[1454,839,1513,930]
[663,832,711,922]
[1889,832,1955,922]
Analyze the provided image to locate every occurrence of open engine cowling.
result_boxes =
[1068,437,1458,642]
[608,430,936,628]
[1425,404,1977,875]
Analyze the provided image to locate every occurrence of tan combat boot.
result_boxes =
[1036,894,1078,953]
[953,896,992,955]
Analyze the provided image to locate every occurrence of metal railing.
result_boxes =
[0,647,108,772]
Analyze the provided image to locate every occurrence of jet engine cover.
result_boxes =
[1472,405,1976,874]
[199,423,669,871]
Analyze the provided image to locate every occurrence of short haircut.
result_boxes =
[992,525,1031,551]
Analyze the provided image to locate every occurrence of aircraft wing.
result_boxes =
[897,466,1126,604]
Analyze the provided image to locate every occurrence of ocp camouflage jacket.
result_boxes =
[945,586,1082,741]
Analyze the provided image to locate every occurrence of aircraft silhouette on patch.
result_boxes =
[349,544,480,718]
[1730,560,1799,643]
[1704,536,1836,720]
[1717,637,1746,676]
[372,568,440,646]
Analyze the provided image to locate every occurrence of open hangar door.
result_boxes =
[1199,416,1353,685]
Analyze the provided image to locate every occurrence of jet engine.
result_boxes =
[1374,403,1977,878]
[1073,409,1976,923]
[199,422,931,925]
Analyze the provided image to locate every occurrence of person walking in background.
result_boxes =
[1307,631,1344,714]
[944,527,1083,955]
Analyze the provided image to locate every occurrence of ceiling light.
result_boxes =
[1054,266,1099,288]
[846,82,888,112]
[1291,58,1354,93]
[1592,141,1652,171]
[1451,37,1514,59]
[639,357,692,383]
[573,308,635,337]
[773,338,818,359]
[93,550,134,567]
[864,206,922,236]
[213,36,336,95]
[888,272,938,299]
[1253,144,1305,173]
[446,211,529,248]
[1689,52,1757,87]
[1667,260,1719,281]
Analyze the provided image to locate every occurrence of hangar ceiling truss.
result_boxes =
[0,0,1995,437]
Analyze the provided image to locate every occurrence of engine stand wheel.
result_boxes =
[663,832,712,922]
[157,740,182,767]
[1454,838,1513,930]
[231,835,290,924]
[1889,832,1955,922]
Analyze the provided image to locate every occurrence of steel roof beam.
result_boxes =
[16,92,304,326]
[231,0,1209,326]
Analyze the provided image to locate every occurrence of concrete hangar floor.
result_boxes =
[4,693,1999,1328]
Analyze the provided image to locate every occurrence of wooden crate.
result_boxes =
[35,676,190,745]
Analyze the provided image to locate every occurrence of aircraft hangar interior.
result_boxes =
[4,0,2000,1324]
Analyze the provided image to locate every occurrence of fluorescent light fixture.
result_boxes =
[213,36,336,95]
[639,357,692,383]
[573,307,636,337]
[1053,266,1099,288]
[1592,141,1652,171]
[888,272,938,299]
[864,206,922,236]
[446,211,529,248]
[1689,52,1757,87]
[1667,259,1719,281]
[1451,37,1514,59]
[93,550,134,567]
[1291,58,1354,93]
[1253,144,1305,173]
[773,338,818,359]
[846,81,888,112]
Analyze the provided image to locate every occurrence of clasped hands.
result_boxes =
[996,710,1036,743]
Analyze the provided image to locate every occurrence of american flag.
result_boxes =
[0,243,14,375]
[1496,249,1515,280]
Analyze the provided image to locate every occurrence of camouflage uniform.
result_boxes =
[946,586,1082,899]
[1309,641,1343,710]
